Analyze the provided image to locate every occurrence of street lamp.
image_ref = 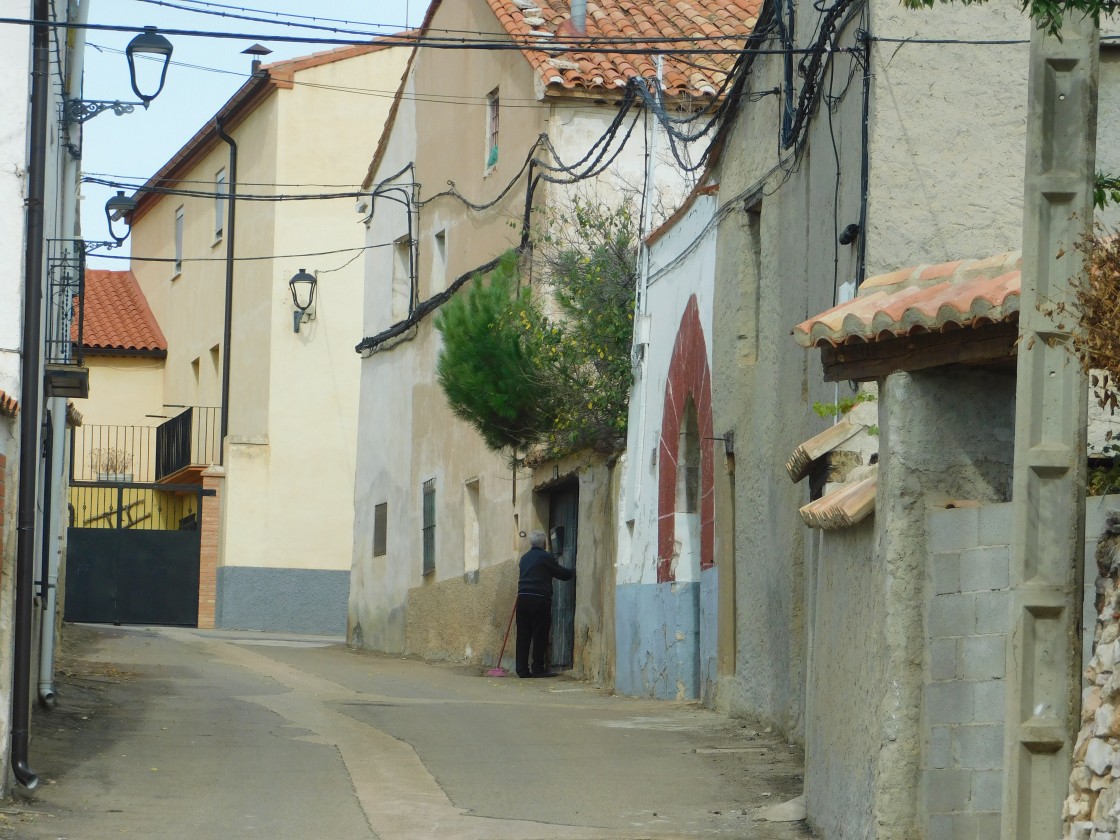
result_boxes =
[126,26,174,103]
[104,191,137,245]
[289,269,317,333]
[65,26,173,123]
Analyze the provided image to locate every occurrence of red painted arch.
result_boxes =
[657,295,714,583]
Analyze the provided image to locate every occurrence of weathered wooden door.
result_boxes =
[547,483,578,669]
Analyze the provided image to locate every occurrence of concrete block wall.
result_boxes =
[925,502,1013,839]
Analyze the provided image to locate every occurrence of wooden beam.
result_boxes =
[819,322,1018,382]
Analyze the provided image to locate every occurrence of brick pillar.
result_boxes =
[198,465,225,629]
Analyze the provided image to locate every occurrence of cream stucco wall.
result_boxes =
[349,0,682,667]
[129,44,408,604]
[81,356,165,428]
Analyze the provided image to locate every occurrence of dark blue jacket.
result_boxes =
[517,546,573,598]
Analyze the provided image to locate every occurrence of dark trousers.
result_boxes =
[515,595,552,676]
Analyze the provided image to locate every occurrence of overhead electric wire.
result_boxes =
[93,241,392,263]
[0,17,844,56]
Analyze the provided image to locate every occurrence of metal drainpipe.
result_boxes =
[12,0,51,790]
[39,0,88,713]
[215,117,237,465]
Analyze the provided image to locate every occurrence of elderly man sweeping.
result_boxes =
[515,530,574,678]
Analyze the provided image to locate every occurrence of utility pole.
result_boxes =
[1002,13,1098,839]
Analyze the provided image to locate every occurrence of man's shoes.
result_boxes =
[516,669,532,678]
[532,670,558,678]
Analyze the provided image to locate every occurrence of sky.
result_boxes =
[80,0,415,265]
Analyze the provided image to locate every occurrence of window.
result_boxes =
[485,88,499,169]
[214,169,227,240]
[422,478,436,576]
[373,502,387,557]
[391,235,411,320]
[739,202,762,365]
[174,206,184,276]
[191,356,200,387]
[432,230,447,293]
[463,479,480,574]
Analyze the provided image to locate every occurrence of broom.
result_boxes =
[484,599,517,677]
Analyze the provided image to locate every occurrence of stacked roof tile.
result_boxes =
[0,389,18,418]
[792,252,1022,348]
[78,270,168,355]
[486,0,761,97]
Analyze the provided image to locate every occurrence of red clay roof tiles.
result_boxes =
[78,270,168,356]
[792,252,1022,348]
[0,389,18,418]
[485,0,761,97]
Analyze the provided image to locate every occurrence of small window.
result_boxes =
[485,88,499,169]
[422,478,436,576]
[373,502,387,557]
[463,479,480,573]
[214,169,227,240]
[432,230,447,293]
[174,206,185,276]
[391,235,411,320]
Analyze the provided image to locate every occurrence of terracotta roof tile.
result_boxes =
[792,252,1022,348]
[77,270,168,355]
[485,0,761,98]
[0,389,18,418]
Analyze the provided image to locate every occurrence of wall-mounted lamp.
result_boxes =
[289,268,317,333]
[65,26,173,123]
[838,223,861,246]
[104,191,137,245]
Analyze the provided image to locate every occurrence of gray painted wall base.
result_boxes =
[217,567,349,635]
[616,574,717,700]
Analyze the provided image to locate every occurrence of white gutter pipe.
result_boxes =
[39,0,88,710]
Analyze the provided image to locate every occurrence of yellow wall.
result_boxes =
[69,485,198,531]
[129,44,409,574]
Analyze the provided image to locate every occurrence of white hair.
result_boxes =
[529,529,547,548]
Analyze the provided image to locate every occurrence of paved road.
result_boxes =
[3,625,811,839]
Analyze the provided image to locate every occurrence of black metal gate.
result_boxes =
[547,483,579,670]
[65,481,207,626]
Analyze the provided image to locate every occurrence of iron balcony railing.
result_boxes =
[155,406,221,479]
[71,423,157,483]
[45,239,84,366]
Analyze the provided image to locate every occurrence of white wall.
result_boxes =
[620,194,718,587]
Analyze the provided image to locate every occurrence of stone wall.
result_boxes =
[925,503,1014,839]
[1064,500,1120,839]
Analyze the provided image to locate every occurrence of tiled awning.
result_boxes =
[792,252,1022,381]
[0,389,18,418]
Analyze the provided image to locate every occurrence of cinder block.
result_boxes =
[929,593,977,638]
[971,770,1003,811]
[931,507,980,554]
[975,812,1001,837]
[973,680,1006,723]
[952,723,1004,769]
[928,681,974,725]
[931,638,957,681]
[959,635,1006,681]
[927,768,971,812]
[974,590,1011,635]
[928,814,954,840]
[930,813,985,840]
[960,546,1010,592]
[929,725,952,769]
[978,503,1013,546]
[932,552,961,596]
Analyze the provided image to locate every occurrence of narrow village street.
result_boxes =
[2,625,810,840]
